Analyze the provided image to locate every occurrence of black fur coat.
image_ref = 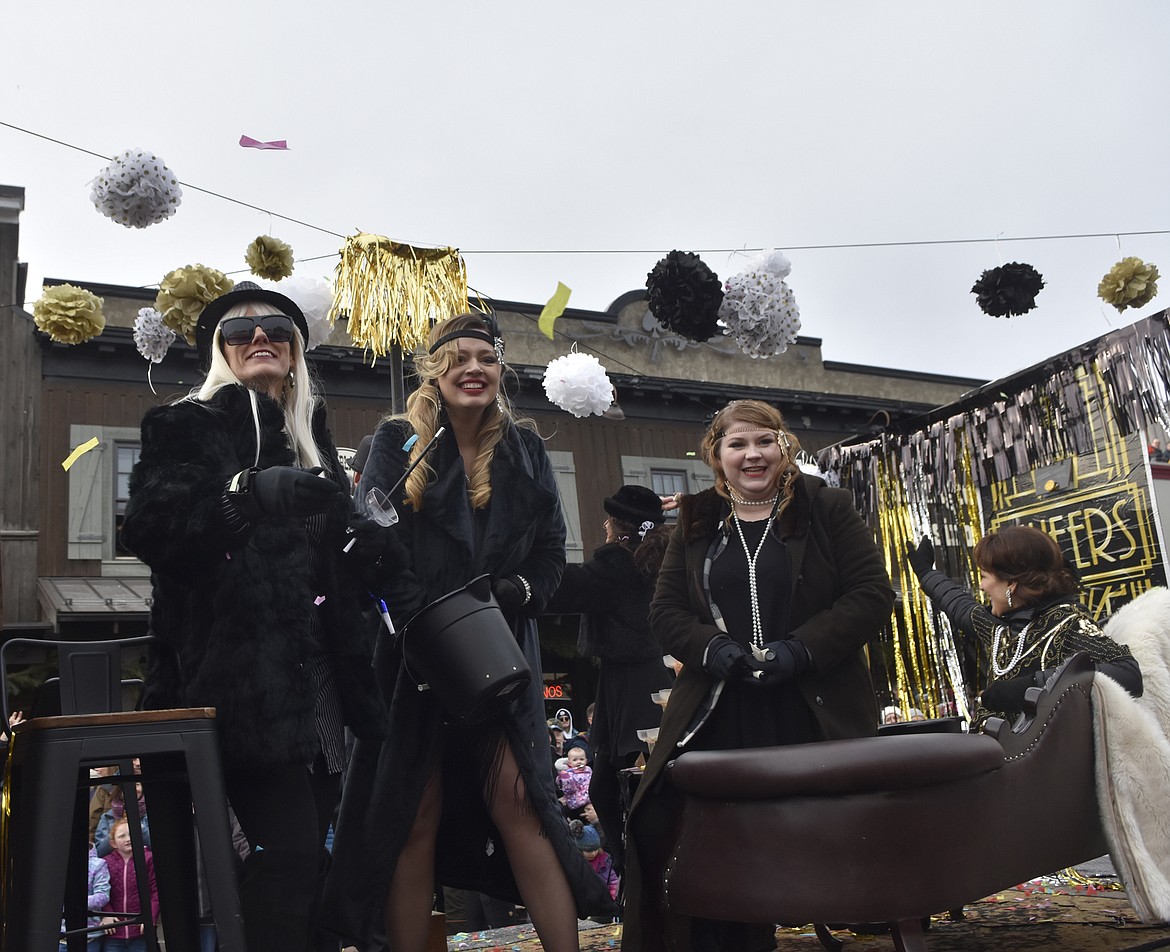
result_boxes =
[545,542,673,756]
[120,385,383,770]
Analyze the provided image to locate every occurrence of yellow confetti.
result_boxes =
[538,281,572,340]
[61,437,99,471]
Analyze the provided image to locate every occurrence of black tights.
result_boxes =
[224,756,342,951]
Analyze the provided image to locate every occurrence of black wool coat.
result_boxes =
[323,419,616,942]
[545,542,673,758]
[623,477,893,952]
[120,385,384,770]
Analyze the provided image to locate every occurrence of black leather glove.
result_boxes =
[491,576,527,613]
[981,674,1034,714]
[249,466,341,517]
[703,636,762,683]
[754,639,811,686]
[905,536,936,579]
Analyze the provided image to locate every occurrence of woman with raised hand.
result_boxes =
[906,524,1141,728]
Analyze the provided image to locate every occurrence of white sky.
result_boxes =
[4,1,1169,381]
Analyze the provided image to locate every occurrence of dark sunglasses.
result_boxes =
[219,314,295,346]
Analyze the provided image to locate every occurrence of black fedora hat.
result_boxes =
[604,484,665,526]
[194,280,309,366]
[351,434,374,475]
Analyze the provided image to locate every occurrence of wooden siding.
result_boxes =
[1,206,41,622]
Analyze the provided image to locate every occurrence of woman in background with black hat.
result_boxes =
[121,282,384,950]
[545,485,674,873]
[324,313,615,952]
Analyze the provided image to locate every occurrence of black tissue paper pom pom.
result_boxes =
[645,250,724,342]
[971,262,1045,318]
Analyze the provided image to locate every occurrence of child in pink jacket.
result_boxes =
[100,816,160,951]
[573,820,619,900]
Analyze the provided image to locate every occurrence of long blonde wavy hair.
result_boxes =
[394,313,533,511]
[185,301,324,470]
[700,400,801,521]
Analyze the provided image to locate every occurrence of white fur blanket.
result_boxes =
[1095,586,1170,923]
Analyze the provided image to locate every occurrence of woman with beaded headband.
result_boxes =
[121,281,384,950]
[325,313,616,951]
[622,399,894,952]
[906,524,1141,730]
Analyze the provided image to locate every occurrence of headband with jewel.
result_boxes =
[716,424,791,453]
[428,315,505,364]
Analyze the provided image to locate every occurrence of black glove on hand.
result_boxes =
[981,674,1035,714]
[754,639,811,686]
[704,636,762,683]
[250,466,340,517]
[905,536,936,579]
[345,513,406,562]
[491,576,526,613]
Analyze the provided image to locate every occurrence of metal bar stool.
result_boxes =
[1,636,246,952]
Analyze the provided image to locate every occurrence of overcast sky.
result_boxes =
[5,1,1169,382]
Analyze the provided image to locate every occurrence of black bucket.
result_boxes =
[401,575,532,725]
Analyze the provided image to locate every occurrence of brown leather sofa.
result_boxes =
[662,652,1106,952]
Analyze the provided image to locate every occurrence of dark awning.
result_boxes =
[37,577,152,628]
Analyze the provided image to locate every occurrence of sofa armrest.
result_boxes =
[667,732,1003,800]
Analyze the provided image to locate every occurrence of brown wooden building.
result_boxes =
[0,184,984,713]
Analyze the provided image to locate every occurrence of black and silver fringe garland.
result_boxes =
[826,310,1170,718]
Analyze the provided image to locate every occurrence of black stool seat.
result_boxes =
[2,643,247,952]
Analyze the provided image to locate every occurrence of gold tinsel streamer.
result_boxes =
[329,234,468,358]
[1,734,15,949]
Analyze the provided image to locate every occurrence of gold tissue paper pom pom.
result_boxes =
[1098,256,1160,312]
[155,265,235,344]
[245,235,295,281]
[32,284,106,344]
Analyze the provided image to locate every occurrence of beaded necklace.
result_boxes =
[991,621,1032,676]
[731,499,779,650]
[728,487,780,508]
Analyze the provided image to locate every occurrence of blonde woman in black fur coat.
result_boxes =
[121,282,383,951]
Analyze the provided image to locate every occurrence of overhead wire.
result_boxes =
[5,119,1170,393]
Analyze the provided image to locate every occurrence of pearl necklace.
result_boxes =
[991,621,1032,676]
[728,488,780,507]
[731,507,777,650]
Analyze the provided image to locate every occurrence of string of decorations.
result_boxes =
[4,121,1168,278]
[8,121,1168,417]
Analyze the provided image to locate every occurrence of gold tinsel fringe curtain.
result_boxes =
[823,311,1170,722]
[329,234,468,357]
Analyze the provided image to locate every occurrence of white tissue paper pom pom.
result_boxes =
[718,249,801,359]
[260,276,335,350]
[89,149,182,229]
[543,351,614,418]
[133,307,176,363]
